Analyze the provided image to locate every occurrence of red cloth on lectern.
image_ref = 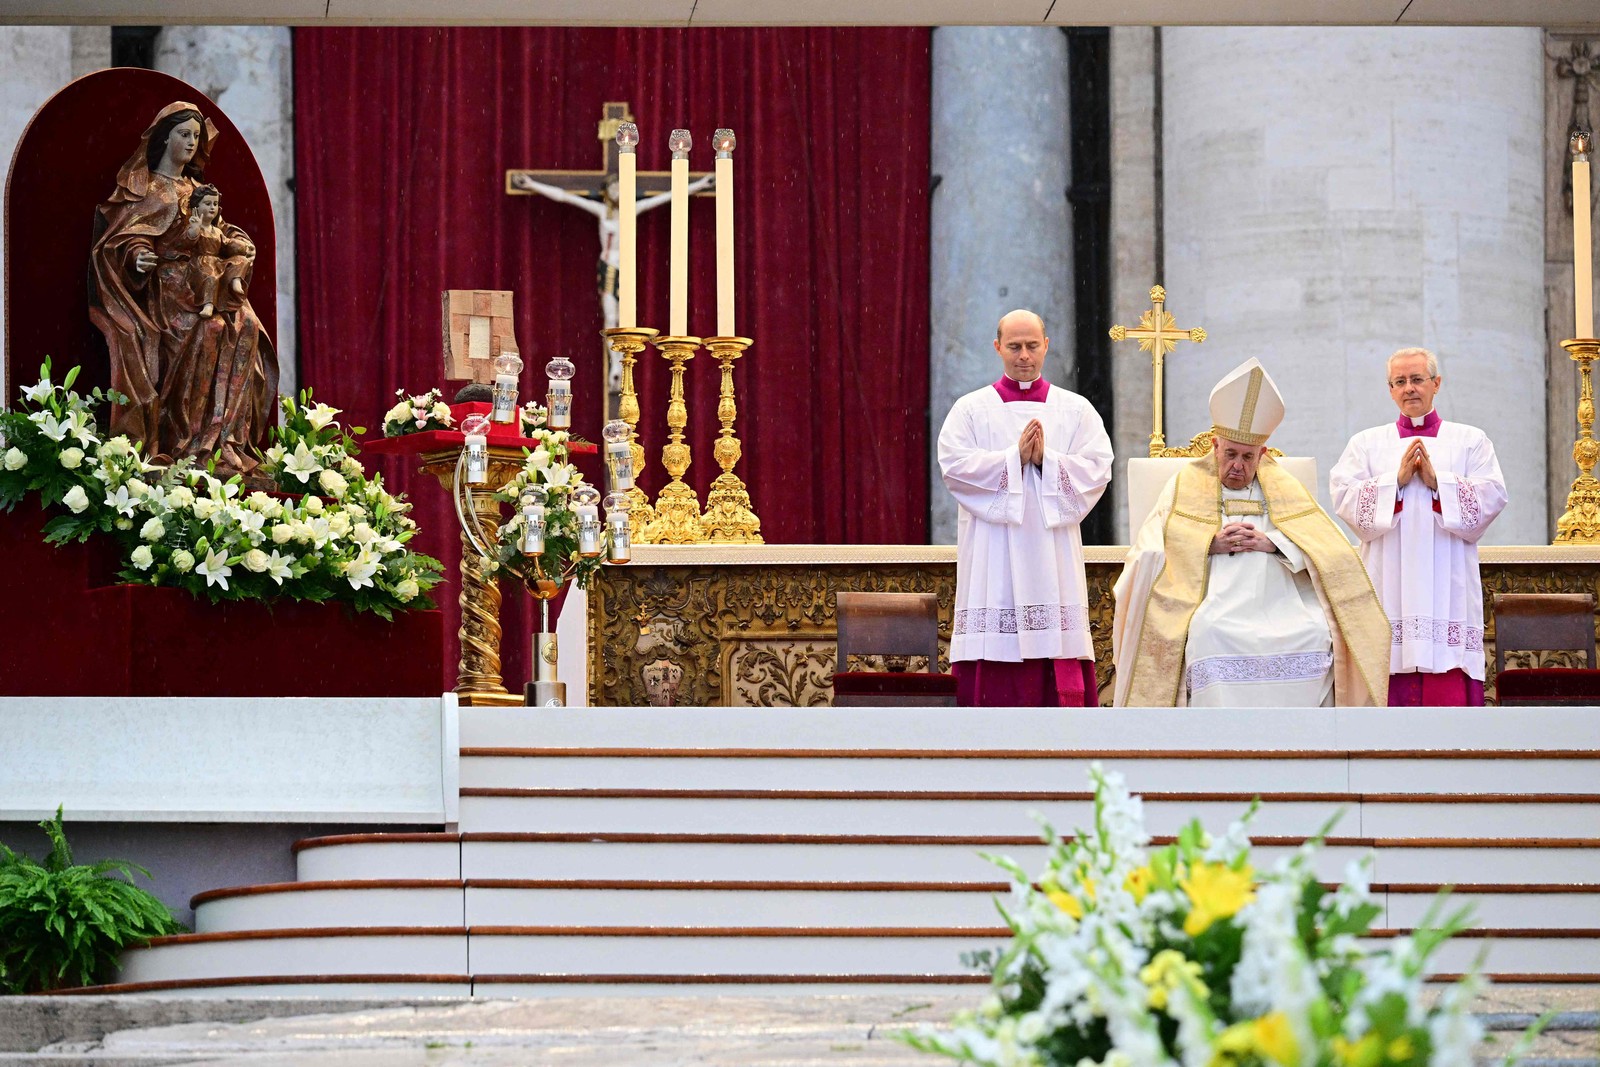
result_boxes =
[953,659,1097,708]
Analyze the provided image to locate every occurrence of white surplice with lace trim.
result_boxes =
[938,384,1112,664]
[1329,419,1506,680]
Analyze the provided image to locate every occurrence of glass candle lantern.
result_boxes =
[460,413,492,484]
[602,419,634,492]
[573,484,602,557]
[604,492,632,564]
[490,353,524,424]
[546,355,575,431]
[519,486,547,557]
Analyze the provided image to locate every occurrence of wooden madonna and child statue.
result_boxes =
[88,101,277,479]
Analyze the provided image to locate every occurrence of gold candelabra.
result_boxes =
[699,335,762,542]
[642,334,705,543]
[1555,338,1600,544]
[603,325,658,539]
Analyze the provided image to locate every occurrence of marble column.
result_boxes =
[928,26,1071,545]
[1107,26,1159,543]
[0,28,73,403]
[155,26,298,400]
[1160,27,1547,545]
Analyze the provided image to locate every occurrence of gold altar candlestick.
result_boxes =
[642,334,703,543]
[420,446,527,706]
[603,325,659,538]
[1555,338,1600,545]
[700,335,762,543]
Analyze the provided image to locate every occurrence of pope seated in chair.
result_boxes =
[1112,358,1390,708]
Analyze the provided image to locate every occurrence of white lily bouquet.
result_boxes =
[905,767,1533,1067]
[491,425,603,594]
[0,361,442,619]
[381,388,455,437]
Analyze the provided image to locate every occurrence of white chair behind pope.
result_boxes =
[1125,452,1319,536]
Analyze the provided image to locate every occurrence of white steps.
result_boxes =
[100,706,1600,997]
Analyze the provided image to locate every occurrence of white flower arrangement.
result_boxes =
[518,399,547,437]
[382,387,455,437]
[0,361,443,619]
[903,766,1541,1067]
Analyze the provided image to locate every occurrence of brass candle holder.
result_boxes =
[603,325,659,539]
[642,334,704,544]
[1555,337,1600,544]
[699,335,763,542]
[420,445,528,706]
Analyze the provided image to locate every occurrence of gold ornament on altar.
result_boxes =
[1108,285,1207,456]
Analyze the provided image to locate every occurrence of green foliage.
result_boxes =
[0,807,183,994]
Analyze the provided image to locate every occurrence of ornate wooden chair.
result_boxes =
[1493,593,1600,706]
[831,592,957,707]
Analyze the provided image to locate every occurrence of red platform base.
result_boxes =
[0,508,442,697]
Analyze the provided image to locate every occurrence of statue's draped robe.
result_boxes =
[1113,453,1390,708]
[1329,411,1506,704]
[88,102,276,472]
[938,378,1113,703]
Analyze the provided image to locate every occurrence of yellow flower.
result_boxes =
[1253,1011,1299,1065]
[1207,1021,1257,1066]
[1386,1035,1415,1062]
[1045,886,1083,919]
[1124,865,1154,902]
[1332,1033,1383,1067]
[1180,862,1256,936]
[1139,949,1207,1012]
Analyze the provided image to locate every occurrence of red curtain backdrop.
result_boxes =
[294,28,932,692]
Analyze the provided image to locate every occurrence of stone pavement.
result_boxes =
[1,988,1595,1066]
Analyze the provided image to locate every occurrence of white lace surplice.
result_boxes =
[938,385,1113,663]
[1329,420,1506,680]
[1183,484,1334,707]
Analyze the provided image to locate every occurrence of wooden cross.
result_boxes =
[505,101,711,203]
[1109,284,1207,456]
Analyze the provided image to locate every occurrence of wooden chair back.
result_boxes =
[1492,593,1598,675]
[835,592,941,671]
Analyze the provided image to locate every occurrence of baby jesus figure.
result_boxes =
[185,184,255,319]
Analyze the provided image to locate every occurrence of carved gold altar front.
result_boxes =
[586,544,1600,707]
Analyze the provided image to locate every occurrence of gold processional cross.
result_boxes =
[1108,285,1207,456]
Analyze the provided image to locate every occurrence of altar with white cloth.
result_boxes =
[575,542,1600,707]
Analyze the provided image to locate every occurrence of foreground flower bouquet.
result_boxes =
[0,361,442,619]
[904,767,1537,1067]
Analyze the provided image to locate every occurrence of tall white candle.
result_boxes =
[714,128,736,337]
[1576,130,1594,339]
[616,122,639,329]
[668,129,692,337]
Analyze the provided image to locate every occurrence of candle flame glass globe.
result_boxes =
[545,356,575,382]
[616,121,640,148]
[669,129,693,154]
[493,353,524,377]
[603,491,631,514]
[602,419,629,444]
[713,129,736,153]
[460,413,492,438]
[572,484,602,510]
[1577,128,1594,157]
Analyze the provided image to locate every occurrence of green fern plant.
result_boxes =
[0,807,184,993]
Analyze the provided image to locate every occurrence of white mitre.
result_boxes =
[1209,358,1284,445]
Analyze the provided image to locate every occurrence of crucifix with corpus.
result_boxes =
[1109,285,1207,456]
[506,101,714,415]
